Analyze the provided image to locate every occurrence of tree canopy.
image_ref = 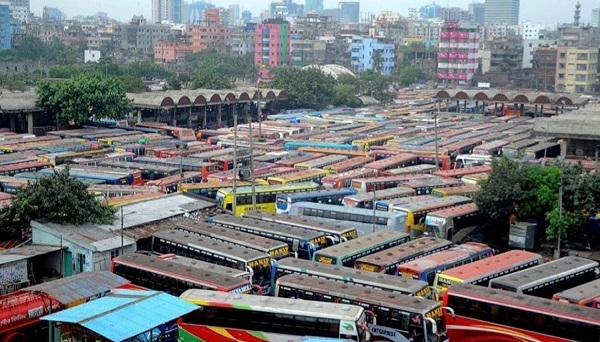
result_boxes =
[0,167,115,238]
[183,49,257,88]
[0,36,79,64]
[269,66,337,110]
[37,72,133,126]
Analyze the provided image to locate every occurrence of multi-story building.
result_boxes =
[439,7,471,23]
[254,18,291,78]
[339,2,359,24]
[291,39,326,67]
[241,10,252,23]
[484,0,519,25]
[0,1,10,50]
[479,23,519,41]
[592,8,600,28]
[226,29,254,56]
[522,22,545,40]
[437,22,479,85]
[187,23,230,53]
[113,16,171,56]
[468,3,485,25]
[188,1,214,24]
[419,2,441,19]
[152,0,185,24]
[532,47,556,91]
[522,39,557,69]
[305,0,323,14]
[290,13,336,40]
[154,41,194,64]
[480,35,523,74]
[42,6,65,23]
[408,19,443,48]
[555,45,598,93]
[350,36,395,75]
[228,4,240,27]
[270,1,304,18]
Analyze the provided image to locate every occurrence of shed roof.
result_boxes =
[0,92,43,112]
[26,271,130,306]
[0,244,64,265]
[41,290,197,341]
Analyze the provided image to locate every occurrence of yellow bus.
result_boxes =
[431,185,481,198]
[351,135,394,152]
[267,169,329,185]
[38,149,112,166]
[216,182,320,216]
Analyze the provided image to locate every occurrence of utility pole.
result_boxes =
[557,156,564,258]
[257,81,263,142]
[372,170,378,233]
[232,101,238,215]
[248,109,256,210]
[434,100,440,171]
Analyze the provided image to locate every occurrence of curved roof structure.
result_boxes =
[434,89,587,106]
[302,64,356,79]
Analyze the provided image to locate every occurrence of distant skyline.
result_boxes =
[31,0,597,27]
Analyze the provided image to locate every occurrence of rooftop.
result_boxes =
[0,244,64,265]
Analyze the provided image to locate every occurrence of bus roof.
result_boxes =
[431,185,480,196]
[176,221,289,251]
[152,229,270,261]
[209,214,326,241]
[425,203,479,219]
[180,289,365,320]
[489,257,599,291]
[279,188,357,200]
[355,237,453,266]
[403,177,463,188]
[554,278,600,303]
[439,250,543,283]
[384,164,437,175]
[315,230,410,259]
[113,253,250,288]
[398,242,491,271]
[276,274,439,313]
[217,182,320,195]
[242,210,356,234]
[446,283,600,325]
[382,195,438,206]
[159,254,250,278]
[394,196,473,212]
[344,186,416,202]
[276,257,428,294]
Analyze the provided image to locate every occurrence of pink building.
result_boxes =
[254,18,291,79]
[437,22,479,86]
[154,42,194,65]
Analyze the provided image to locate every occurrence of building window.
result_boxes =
[559,63,565,69]
[559,53,566,58]
[558,73,564,79]
[111,250,120,259]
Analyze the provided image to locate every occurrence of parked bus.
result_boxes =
[274,153,325,168]
[552,278,600,307]
[434,250,544,298]
[342,186,416,209]
[275,274,443,342]
[460,173,488,185]
[151,229,272,293]
[351,174,433,193]
[502,138,540,159]
[288,202,407,234]
[275,188,357,214]
[355,237,453,275]
[294,154,348,171]
[351,135,394,151]
[398,242,494,286]
[176,221,291,260]
[432,165,492,179]
[443,283,600,342]
[472,140,509,156]
[215,182,320,216]
[208,214,328,260]
[362,153,419,173]
[272,257,431,299]
[110,253,253,296]
[489,257,599,298]
[323,156,374,175]
[384,164,437,176]
[267,169,330,185]
[242,210,359,246]
[454,154,492,169]
[0,161,51,176]
[179,289,371,342]
[99,160,179,180]
[180,181,251,199]
[144,172,204,193]
[312,230,410,267]
[133,156,216,181]
[442,139,483,160]
[321,168,375,189]
[73,152,136,165]
[424,203,481,242]
[431,185,480,198]
[403,177,463,196]
[375,195,438,212]
[37,149,111,166]
[285,141,357,151]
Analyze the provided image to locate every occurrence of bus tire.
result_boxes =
[4,332,27,342]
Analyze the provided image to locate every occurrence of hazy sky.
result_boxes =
[31,0,596,27]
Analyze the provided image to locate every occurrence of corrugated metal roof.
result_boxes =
[0,244,64,265]
[42,290,197,341]
[26,271,130,306]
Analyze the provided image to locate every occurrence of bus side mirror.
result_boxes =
[425,318,437,335]
[443,306,455,319]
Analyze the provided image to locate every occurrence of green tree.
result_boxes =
[191,70,234,89]
[0,167,115,237]
[269,66,336,110]
[118,75,150,93]
[183,49,257,84]
[36,73,132,126]
[333,83,362,108]
[520,165,561,222]
[371,50,384,74]
[396,65,425,86]
[358,70,395,104]
[474,157,528,221]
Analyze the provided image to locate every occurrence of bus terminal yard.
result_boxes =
[0,105,600,342]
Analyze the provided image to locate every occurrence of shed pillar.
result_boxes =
[27,112,33,134]
[137,109,142,123]
[202,106,207,129]
[9,114,15,132]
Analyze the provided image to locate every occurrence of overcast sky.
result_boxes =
[30,0,595,27]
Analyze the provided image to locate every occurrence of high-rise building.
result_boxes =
[188,1,214,24]
[555,45,598,93]
[437,22,479,85]
[228,4,240,27]
[350,36,395,75]
[339,1,359,24]
[305,0,323,14]
[9,0,29,24]
[254,18,291,78]
[468,3,485,24]
[152,0,185,23]
[241,10,252,23]
[419,2,441,19]
[592,8,600,28]
[42,6,65,22]
[0,1,10,51]
[484,0,519,25]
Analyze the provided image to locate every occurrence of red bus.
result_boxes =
[351,174,435,193]
[443,283,600,342]
[145,171,204,193]
[443,139,483,159]
[296,147,372,158]
[321,168,376,189]
[160,145,220,158]
[552,278,600,307]
[432,165,492,179]
[362,153,419,173]
[323,156,374,175]
[135,123,197,141]
[472,140,510,156]
[211,151,265,171]
[417,154,451,171]
[0,161,51,176]
[274,153,325,168]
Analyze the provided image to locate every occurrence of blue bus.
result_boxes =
[37,168,130,185]
[403,137,440,147]
[284,141,357,151]
[276,188,357,214]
